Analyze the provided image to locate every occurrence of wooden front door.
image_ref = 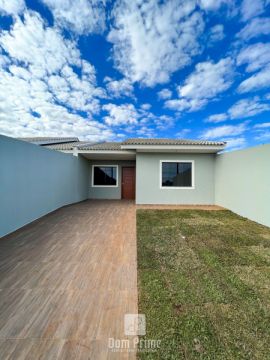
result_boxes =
[122,167,136,200]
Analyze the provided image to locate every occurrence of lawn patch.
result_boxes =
[137,209,270,359]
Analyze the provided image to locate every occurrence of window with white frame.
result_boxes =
[92,165,118,187]
[161,161,194,188]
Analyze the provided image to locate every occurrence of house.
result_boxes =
[19,137,226,205]
[1,134,269,237]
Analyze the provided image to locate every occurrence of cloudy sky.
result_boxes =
[0,0,270,150]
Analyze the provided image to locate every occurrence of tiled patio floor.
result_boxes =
[0,200,137,359]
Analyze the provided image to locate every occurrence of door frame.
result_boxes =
[121,166,136,200]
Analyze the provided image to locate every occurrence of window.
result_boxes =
[92,165,118,187]
[161,161,194,188]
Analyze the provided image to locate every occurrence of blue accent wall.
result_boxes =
[0,135,90,237]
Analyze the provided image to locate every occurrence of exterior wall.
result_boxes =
[136,152,215,204]
[88,160,136,199]
[0,135,90,237]
[215,144,270,227]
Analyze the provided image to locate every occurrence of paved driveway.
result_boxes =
[0,200,137,359]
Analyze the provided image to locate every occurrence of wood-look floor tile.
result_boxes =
[0,200,137,359]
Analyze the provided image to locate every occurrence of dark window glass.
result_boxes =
[93,166,117,186]
[162,162,192,187]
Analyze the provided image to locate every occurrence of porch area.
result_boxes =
[0,200,137,359]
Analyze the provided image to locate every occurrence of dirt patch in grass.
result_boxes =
[137,209,270,359]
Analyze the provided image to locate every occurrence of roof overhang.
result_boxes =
[120,144,226,153]
[62,150,136,160]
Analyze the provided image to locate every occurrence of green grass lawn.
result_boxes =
[137,209,270,359]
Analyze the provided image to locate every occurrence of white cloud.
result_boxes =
[9,64,31,80]
[254,122,270,128]
[158,89,172,100]
[0,53,10,68]
[102,103,139,126]
[237,43,270,72]
[237,43,270,93]
[165,58,234,112]
[165,98,207,111]
[0,11,104,112]
[40,0,106,35]
[0,11,81,76]
[102,102,174,133]
[178,58,234,99]
[153,115,175,130]
[104,76,134,98]
[238,66,270,93]
[228,98,270,118]
[0,11,113,141]
[223,137,246,150]
[141,103,151,110]
[108,0,204,86]
[201,123,248,139]
[47,66,103,113]
[198,0,232,10]
[0,0,25,16]
[206,98,270,123]
[240,0,265,21]
[0,76,113,140]
[208,24,225,43]
[237,17,270,40]
[176,128,191,138]
[206,113,228,123]
[255,131,270,142]
[134,126,156,137]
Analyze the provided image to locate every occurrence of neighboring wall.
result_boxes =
[88,160,136,199]
[136,153,215,205]
[0,135,90,237]
[215,144,270,227]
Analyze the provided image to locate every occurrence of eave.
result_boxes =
[62,149,136,160]
[120,144,226,153]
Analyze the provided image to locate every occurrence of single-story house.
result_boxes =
[1,134,269,236]
[19,137,226,205]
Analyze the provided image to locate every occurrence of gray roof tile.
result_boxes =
[18,137,79,145]
[45,141,91,150]
[46,141,122,151]
[78,142,122,150]
[17,137,226,151]
[121,138,226,146]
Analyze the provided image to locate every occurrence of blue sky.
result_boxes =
[0,0,270,150]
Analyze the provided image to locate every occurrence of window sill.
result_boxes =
[92,185,118,188]
[160,186,195,190]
